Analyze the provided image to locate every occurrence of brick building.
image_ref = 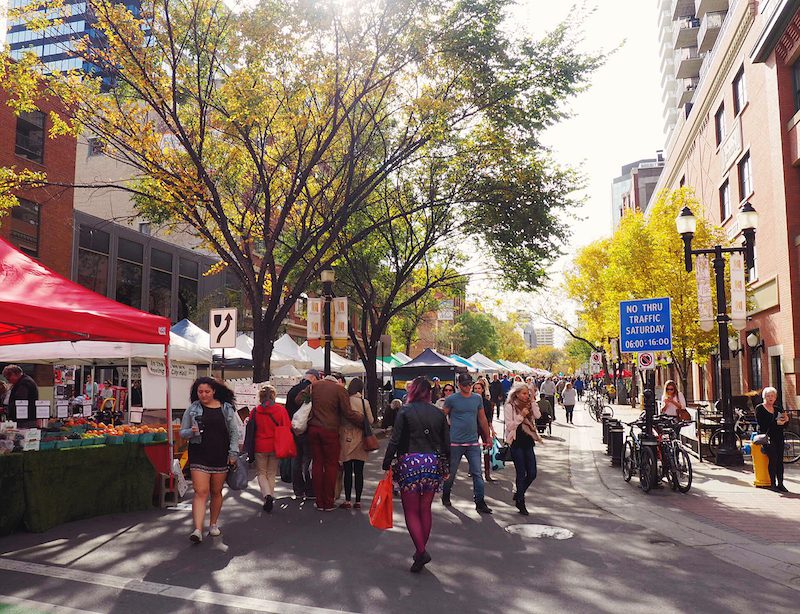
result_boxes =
[0,87,76,276]
[653,0,800,408]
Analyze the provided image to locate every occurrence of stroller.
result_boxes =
[535,403,553,436]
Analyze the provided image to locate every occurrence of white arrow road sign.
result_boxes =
[209,308,238,349]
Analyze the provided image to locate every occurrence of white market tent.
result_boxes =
[0,332,211,365]
[392,352,412,364]
[299,342,366,376]
[171,319,250,361]
[469,352,506,373]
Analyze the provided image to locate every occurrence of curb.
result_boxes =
[568,416,800,592]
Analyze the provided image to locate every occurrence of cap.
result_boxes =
[432,377,440,382]
[457,373,474,386]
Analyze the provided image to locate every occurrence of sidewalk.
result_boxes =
[566,403,800,593]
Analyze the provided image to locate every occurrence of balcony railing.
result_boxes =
[695,0,728,19]
[676,46,703,79]
[698,10,726,53]
[674,16,701,49]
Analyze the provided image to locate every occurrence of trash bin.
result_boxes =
[751,441,772,487]
[609,424,624,466]
[602,415,611,445]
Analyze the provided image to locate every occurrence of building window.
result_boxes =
[116,237,143,309]
[178,258,199,322]
[15,110,45,163]
[9,199,40,256]
[138,222,151,235]
[719,180,730,221]
[749,334,762,390]
[88,137,104,156]
[77,225,110,295]
[714,104,725,147]
[679,175,686,188]
[732,66,746,115]
[737,151,752,200]
[149,248,173,318]
[793,60,800,112]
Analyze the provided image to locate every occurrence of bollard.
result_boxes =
[602,415,612,445]
[609,424,624,465]
[751,441,772,487]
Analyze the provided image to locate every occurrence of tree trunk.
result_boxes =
[251,318,276,383]
[362,346,381,420]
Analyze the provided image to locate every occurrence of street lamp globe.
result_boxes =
[737,202,758,231]
[320,269,335,283]
[746,332,760,348]
[675,206,697,236]
[729,336,740,352]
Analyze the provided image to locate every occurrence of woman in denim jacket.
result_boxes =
[180,377,240,543]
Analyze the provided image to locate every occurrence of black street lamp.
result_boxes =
[321,269,335,376]
[676,202,758,466]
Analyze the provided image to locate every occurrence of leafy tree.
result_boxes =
[527,345,563,373]
[2,0,604,380]
[565,188,726,395]
[494,318,528,362]
[452,311,499,359]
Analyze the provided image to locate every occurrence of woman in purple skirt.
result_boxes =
[383,376,450,572]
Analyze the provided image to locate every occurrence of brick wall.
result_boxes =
[0,88,76,277]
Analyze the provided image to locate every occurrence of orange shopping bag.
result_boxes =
[369,469,394,530]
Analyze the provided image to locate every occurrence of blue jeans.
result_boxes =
[511,443,537,501]
[444,445,485,502]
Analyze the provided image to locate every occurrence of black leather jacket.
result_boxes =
[383,402,450,470]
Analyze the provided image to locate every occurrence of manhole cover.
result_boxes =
[505,524,574,540]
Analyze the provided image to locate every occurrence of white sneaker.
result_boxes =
[208,524,221,537]
[189,529,202,543]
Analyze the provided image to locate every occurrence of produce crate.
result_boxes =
[106,435,125,445]
[123,433,140,443]
[138,433,155,444]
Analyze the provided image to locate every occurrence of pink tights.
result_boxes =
[401,491,435,556]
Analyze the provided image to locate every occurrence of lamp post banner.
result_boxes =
[619,297,673,353]
[729,253,747,330]
[333,297,348,348]
[696,254,714,332]
[307,297,323,348]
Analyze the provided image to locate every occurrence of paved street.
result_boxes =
[1,408,799,613]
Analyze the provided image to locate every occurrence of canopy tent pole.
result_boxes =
[127,354,132,423]
[165,344,174,489]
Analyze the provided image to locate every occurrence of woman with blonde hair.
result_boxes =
[251,383,291,513]
[504,383,541,515]
[660,380,687,418]
[340,377,374,509]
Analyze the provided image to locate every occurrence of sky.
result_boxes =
[467,0,667,338]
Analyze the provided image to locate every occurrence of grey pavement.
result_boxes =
[0,410,798,613]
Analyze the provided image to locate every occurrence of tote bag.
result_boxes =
[225,452,250,490]
[362,399,379,452]
[369,469,394,530]
[266,411,297,459]
[291,401,313,434]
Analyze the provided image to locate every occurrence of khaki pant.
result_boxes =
[255,452,278,498]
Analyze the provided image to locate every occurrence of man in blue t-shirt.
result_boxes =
[442,373,493,514]
[501,374,512,397]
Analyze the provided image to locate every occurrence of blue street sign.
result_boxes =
[619,297,673,353]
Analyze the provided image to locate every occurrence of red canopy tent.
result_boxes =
[0,238,176,467]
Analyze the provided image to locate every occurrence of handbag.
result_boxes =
[225,452,249,490]
[361,398,379,452]
[265,410,297,459]
[753,433,769,446]
[291,401,313,434]
[369,469,394,530]
[489,437,506,471]
[498,444,513,463]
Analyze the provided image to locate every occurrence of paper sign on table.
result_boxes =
[56,400,69,418]
[15,400,28,420]
[35,400,51,419]
[83,401,93,417]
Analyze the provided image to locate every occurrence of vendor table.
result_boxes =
[0,443,157,534]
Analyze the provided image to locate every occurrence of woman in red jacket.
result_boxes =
[252,383,291,513]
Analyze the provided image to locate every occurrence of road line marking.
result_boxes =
[0,594,102,613]
[0,558,358,614]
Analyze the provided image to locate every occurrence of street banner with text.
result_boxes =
[333,297,349,349]
[696,254,714,332]
[729,253,747,330]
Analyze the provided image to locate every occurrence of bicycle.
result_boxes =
[653,415,693,493]
[585,390,614,422]
[621,419,658,493]
[707,407,756,458]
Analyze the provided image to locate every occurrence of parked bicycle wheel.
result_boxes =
[601,405,614,419]
[622,441,635,482]
[708,428,743,459]
[671,446,692,493]
[783,430,800,464]
[639,447,657,493]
